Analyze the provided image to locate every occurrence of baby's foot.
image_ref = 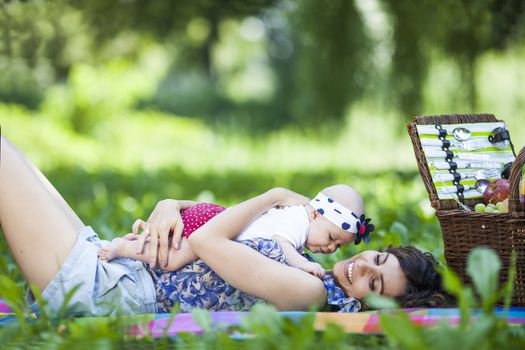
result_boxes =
[98,237,127,261]
[122,233,139,241]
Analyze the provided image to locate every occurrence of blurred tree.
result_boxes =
[0,0,62,107]
[72,0,277,79]
[286,0,373,126]
[0,0,276,106]
[1,0,525,129]
[382,0,525,115]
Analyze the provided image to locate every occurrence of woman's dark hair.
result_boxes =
[387,246,454,308]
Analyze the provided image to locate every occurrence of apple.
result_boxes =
[483,179,510,205]
[474,203,486,212]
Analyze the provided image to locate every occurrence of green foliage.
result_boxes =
[3,0,525,130]
[467,248,501,311]
[217,304,386,349]
[379,247,525,350]
[365,294,399,310]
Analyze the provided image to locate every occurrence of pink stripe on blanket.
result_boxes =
[0,301,12,313]
[128,312,244,337]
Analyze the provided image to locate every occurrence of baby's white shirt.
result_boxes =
[235,205,310,253]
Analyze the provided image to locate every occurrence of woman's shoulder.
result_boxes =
[322,275,361,313]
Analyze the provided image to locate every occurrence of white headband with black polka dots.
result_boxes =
[309,192,359,233]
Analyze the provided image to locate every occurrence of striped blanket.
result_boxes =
[128,308,525,336]
[2,298,524,336]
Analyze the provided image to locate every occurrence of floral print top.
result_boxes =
[147,238,361,313]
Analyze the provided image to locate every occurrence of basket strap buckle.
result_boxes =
[435,123,447,140]
[488,127,510,144]
[454,183,465,201]
[441,139,451,151]
[444,150,454,161]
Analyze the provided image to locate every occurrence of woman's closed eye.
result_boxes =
[376,252,389,265]
[370,253,389,294]
[369,276,376,291]
[370,253,384,292]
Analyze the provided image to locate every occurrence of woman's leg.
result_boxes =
[0,136,84,291]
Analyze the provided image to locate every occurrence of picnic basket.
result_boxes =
[407,114,525,305]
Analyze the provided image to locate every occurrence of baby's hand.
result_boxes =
[299,261,325,278]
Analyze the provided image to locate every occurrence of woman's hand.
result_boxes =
[267,187,310,208]
[133,199,185,268]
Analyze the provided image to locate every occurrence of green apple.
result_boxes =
[484,206,495,213]
[474,203,486,213]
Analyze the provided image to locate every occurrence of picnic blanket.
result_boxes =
[2,298,525,336]
[128,308,525,336]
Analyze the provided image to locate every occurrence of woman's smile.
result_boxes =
[344,260,355,284]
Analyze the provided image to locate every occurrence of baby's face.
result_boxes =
[306,215,355,253]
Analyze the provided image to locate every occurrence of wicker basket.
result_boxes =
[407,114,525,305]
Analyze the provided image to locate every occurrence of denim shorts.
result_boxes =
[25,226,158,316]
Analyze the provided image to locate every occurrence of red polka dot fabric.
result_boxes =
[181,203,226,238]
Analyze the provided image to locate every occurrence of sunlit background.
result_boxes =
[1,0,525,263]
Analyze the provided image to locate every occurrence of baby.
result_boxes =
[98,184,374,277]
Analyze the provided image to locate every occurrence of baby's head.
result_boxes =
[306,184,372,254]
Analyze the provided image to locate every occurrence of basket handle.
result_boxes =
[509,145,525,218]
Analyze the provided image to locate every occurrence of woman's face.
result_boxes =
[332,250,407,299]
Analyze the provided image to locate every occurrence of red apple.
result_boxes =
[483,179,510,205]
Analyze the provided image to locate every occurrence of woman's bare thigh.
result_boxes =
[0,136,84,291]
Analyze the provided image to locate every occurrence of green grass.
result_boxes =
[1,104,419,174]
[2,47,525,346]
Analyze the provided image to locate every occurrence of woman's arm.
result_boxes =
[188,188,326,311]
[273,236,325,278]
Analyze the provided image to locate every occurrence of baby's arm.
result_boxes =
[272,235,325,278]
[98,235,198,271]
